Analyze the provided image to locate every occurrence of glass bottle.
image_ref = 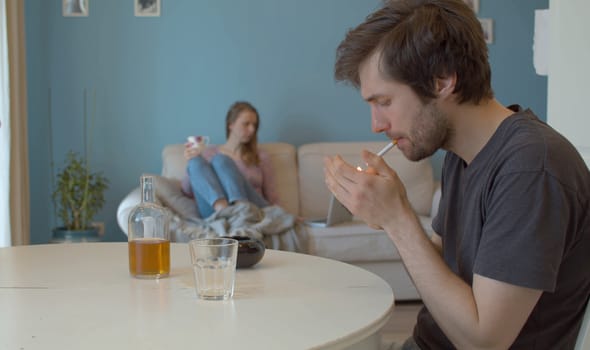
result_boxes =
[128,175,170,279]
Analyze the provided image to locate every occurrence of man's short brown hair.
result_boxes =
[334,0,493,104]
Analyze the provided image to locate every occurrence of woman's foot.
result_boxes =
[213,199,229,212]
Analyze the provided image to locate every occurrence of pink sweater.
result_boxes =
[181,146,279,205]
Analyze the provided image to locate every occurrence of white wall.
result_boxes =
[547,0,590,167]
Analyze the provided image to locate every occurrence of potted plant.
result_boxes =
[51,151,109,242]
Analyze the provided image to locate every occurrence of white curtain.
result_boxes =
[1,0,29,246]
[0,0,10,247]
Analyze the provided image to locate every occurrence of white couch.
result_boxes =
[117,141,440,300]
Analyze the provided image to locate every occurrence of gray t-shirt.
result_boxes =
[414,107,590,349]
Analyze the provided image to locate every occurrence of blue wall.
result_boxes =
[25,0,548,243]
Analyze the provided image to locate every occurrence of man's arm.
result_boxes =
[430,232,442,255]
[324,154,542,349]
[392,215,542,349]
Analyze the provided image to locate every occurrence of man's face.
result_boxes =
[358,53,450,161]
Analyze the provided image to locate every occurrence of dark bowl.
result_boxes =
[222,236,266,268]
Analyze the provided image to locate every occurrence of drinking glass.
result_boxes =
[189,238,238,300]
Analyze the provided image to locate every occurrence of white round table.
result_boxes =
[0,243,394,350]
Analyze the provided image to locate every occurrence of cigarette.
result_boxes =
[356,140,398,172]
[376,140,397,157]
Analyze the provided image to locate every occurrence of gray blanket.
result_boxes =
[169,201,308,253]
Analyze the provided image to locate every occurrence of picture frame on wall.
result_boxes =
[463,0,479,13]
[479,18,494,44]
[135,0,161,17]
[63,0,89,17]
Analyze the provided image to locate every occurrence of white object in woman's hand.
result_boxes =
[187,135,210,149]
[184,136,210,160]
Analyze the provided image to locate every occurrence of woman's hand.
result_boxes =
[323,150,411,231]
[183,143,202,160]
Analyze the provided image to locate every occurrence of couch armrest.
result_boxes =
[116,187,141,236]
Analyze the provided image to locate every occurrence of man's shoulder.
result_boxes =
[496,113,580,172]
[492,118,590,198]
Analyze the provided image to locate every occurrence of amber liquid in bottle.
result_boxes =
[128,176,170,279]
[128,238,170,277]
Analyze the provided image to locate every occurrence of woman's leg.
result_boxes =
[186,156,228,218]
[210,154,269,208]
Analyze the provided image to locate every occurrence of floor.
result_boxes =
[379,301,423,350]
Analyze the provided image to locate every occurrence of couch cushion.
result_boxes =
[161,143,300,216]
[306,215,433,262]
[161,144,187,181]
[150,174,200,221]
[297,142,435,218]
[259,143,299,216]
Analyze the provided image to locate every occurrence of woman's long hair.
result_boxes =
[226,101,260,166]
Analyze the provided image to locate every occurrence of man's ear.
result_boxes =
[435,74,457,98]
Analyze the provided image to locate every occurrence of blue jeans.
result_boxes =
[186,154,269,218]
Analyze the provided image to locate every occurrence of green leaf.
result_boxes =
[52,151,109,230]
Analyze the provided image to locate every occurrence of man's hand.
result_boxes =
[323,149,413,231]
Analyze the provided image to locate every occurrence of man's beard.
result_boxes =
[404,102,451,162]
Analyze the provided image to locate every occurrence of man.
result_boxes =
[325,0,590,348]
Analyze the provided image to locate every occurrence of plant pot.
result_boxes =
[51,227,101,243]
[221,235,266,268]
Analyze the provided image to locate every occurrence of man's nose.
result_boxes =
[371,108,388,133]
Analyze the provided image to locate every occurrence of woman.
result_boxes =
[181,101,278,218]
